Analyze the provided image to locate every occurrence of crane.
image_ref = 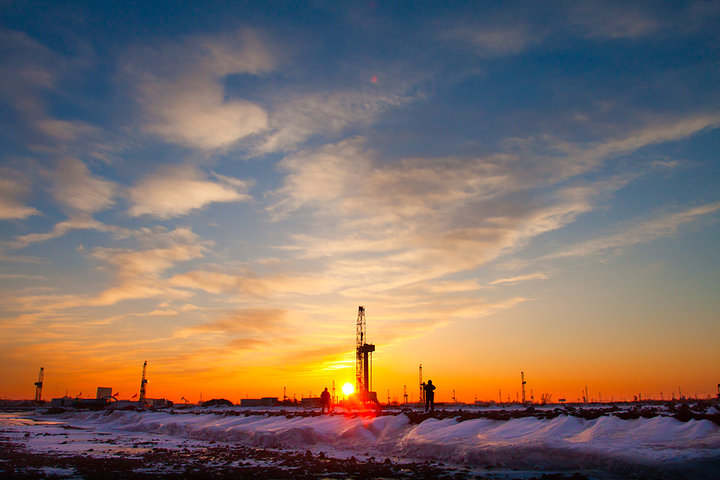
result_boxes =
[139,361,148,404]
[34,367,44,402]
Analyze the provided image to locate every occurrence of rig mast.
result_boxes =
[419,364,424,404]
[355,306,376,400]
[139,361,148,404]
[34,367,44,402]
[521,371,526,404]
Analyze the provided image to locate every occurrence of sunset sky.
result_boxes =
[1,1,719,404]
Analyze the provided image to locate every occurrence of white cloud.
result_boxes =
[441,25,538,57]
[13,218,129,248]
[127,165,252,218]
[489,272,549,285]
[53,158,116,214]
[0,168,39,220]
[126,29,275,149]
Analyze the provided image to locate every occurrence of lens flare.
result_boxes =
[342,382,354,395]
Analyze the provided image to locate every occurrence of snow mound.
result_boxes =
[47,410,720,475]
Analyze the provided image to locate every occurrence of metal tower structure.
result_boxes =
[355,306,375,399]
[139,361,148,404]
[403,384,408,404]
[521,371,526,404]
[34,367,44,402]
[419,364,424,404]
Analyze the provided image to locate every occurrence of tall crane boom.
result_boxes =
[34,367,44,402]
[139,361,148,404]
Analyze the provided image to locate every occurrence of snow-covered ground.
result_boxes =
[2,406,719,479]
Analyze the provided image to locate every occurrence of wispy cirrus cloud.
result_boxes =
[268,114,719,301]
[255,87,418,154]
[489,272,549,286]
[440,24,539,58]
[53,158,116,214]
[6,227,211,315]
[127,165,252,218]
[168,269,333,298]
[10,158,123,247]
[0,167,39,220]
[545,202,720,262]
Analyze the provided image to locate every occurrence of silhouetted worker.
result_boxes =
[320,387,332,414]
[424,380,436,412]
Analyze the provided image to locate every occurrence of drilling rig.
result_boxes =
[139,361,148,405]
[354,306,378,405]
[34,367,44,402]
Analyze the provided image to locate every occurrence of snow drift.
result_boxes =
[45,409,720,476]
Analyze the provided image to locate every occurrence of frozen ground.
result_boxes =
[1,404,719,479]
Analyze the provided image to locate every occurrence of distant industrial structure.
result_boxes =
[34,368,43,403]
[45,361,171,409]
[353,306,378,405]
[240,397,281,407]
[139,361,148,404]
[96,387,112,400]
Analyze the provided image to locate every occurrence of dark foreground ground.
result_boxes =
[0,434,593,480]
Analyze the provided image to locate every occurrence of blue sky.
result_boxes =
[1,1,719,402]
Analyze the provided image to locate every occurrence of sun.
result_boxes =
[341,382,354,396]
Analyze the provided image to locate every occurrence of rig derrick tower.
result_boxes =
[521,371,527,404]
[354,306,377,403]
[34,367,44,402]
[139,361,148,404]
